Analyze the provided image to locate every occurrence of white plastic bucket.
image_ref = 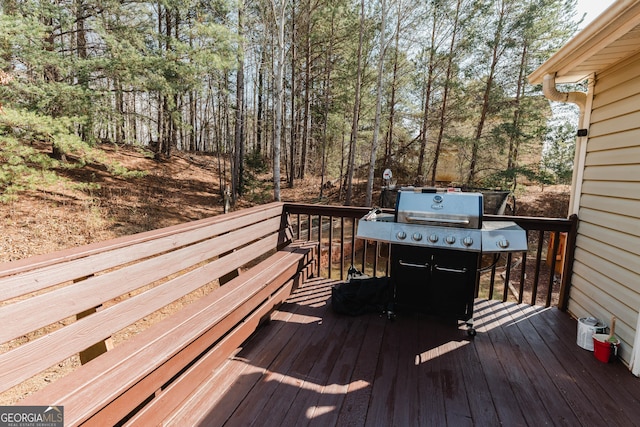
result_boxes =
[577,317,607,351]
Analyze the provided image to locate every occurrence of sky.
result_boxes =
[576,0,617,29]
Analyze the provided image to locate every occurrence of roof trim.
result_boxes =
[529,0,640,84]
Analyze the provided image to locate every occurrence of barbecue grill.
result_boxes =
[356,187,528,335]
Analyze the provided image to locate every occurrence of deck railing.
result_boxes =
[284,203,578,311]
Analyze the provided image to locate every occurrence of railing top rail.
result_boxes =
[283,203,393,218]
[284,203,576,232]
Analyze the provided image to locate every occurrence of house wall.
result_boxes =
[568,51,640,366]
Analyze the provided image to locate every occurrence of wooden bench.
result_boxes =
[0,202,316,426]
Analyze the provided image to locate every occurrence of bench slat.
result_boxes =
[0,203,285,300]
[162,299,302,426]
[0,216,283,344]
[21,244,314,426]
[125,273,302,426]
[125,245,315,426]
[86,258,305,427]
[0,234,283,393]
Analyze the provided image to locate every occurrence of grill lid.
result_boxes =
[395,189,483,229]
[356,188,528,253]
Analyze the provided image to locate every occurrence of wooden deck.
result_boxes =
[161,277,640,427]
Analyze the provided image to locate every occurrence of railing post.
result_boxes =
[372,241,379,276]
[531,229,545,304]
[328,216,334,279]
[318,215,323,277]
[558,214,579,311]
[340,217,345,280]
[502,252,513,302]
[546,231,561,307]
[517,250,527,304]
[350,219,356,271]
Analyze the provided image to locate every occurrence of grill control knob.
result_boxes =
[462,236,474,247]
[396,231,407,240]
[428,234,439,243]
[445,235,456,245]
[412,233,423,241]
[498,239,510,249]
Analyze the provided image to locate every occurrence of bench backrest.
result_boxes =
[0,202,292,397]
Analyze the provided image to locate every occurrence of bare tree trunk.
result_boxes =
[187,24,197,152]
[319,8,335,200]
[431,0,462,186]
[345,0,366,206]
[257,50,265,154]
[339,122,347,197]
[189,89,197,151]
[155,6,174,159]
[468,0,505,185]
[165,8,173,157]
[508,41,528,190]
[384,0,402,171]
[115,79,125,145]
[76,0,92,142]
[154,3,164,158]
[366,0,387,207]
[417,5,437,179]
[43,13,64,159]
[271,0,288,202]
[232,0,245,204]
[300,0,312,180]
[216,73,228,196]
[169,10,181,156]
[282,95,289,182]
[130,91,138,145]
[289,3,296,188]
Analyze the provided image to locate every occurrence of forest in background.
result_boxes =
[1,0,582,206]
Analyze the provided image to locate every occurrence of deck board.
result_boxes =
[165,277,640,427]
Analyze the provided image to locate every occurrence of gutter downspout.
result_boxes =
[542,73,587,110]
[542,73,593,216]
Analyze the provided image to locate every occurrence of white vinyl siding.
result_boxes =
[567,51,640,366]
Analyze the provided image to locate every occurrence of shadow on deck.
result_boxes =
[164,277,640,426]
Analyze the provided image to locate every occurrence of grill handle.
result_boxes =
[434,265,467,274]
[405,216,470,225]
[398,260,430,269]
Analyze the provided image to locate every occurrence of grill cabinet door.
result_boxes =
[391,245,479,321]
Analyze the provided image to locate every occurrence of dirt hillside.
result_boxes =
[0,144,570,263]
